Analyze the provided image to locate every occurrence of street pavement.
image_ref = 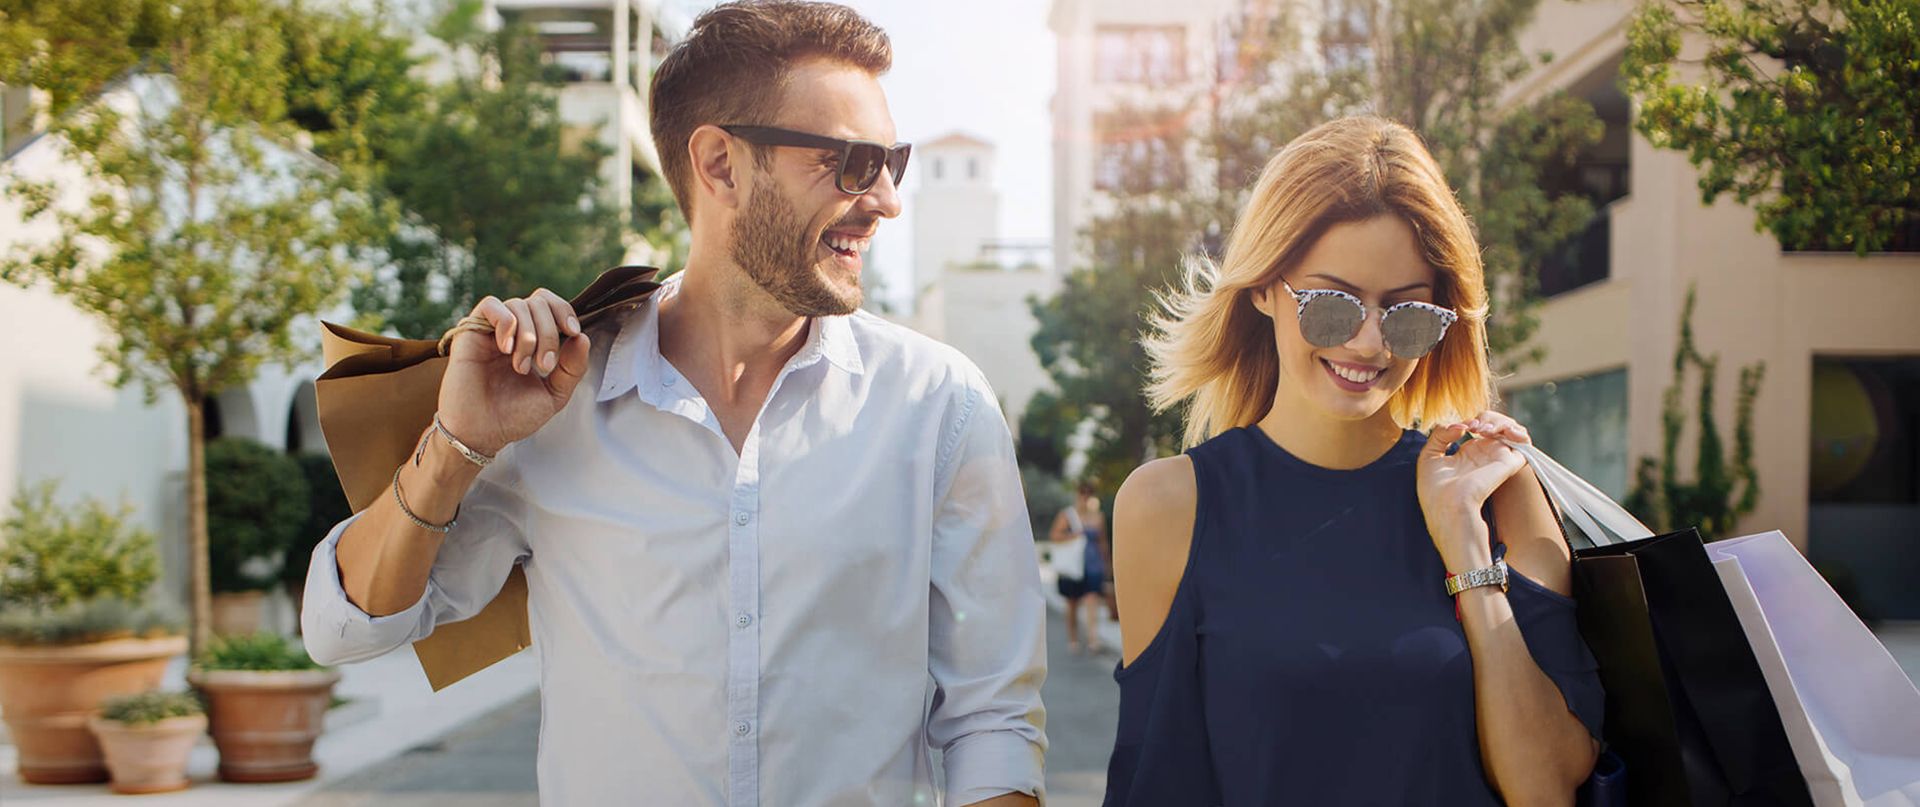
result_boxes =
[289,608,1122,806]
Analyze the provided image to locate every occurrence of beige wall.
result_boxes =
[1500,11,1920,550]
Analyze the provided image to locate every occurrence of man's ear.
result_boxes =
[690,125,743,210]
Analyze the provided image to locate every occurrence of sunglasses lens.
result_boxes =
[841,144,887,193]
[1298,294,1364,348]
[889,144,911,189]
[1383,307,1447,358]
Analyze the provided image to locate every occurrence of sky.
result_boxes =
[669,0,1059,310]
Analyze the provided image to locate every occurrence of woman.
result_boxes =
[1104,117,1603,806]
[1050,481,1110,655]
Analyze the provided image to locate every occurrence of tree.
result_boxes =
[1,0,371,654]
[1623,285,1765,539]
[1028,104,1193,497]
[310,1,679,338]
[1622,0,1920,254]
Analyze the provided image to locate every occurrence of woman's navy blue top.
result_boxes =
[1103,427,1604,806]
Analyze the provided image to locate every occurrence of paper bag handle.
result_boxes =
[1500,440,1655,547]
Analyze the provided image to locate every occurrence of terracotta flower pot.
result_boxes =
[211,590,266,636]
[0,635,187,784]
[189,668,341,783]
[87,713,207,794]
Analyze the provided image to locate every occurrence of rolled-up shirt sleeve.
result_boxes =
[302,453,532,666]
[925,380,1050,806]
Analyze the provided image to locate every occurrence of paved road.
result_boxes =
[293,609,1120,805]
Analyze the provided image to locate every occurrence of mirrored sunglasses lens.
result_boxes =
[1299,295,1363,348]
[1383,308,1446,358]
[842,144,886,192]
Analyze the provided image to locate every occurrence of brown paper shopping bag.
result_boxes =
[315,265,662,691]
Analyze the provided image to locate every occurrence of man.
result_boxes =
[301,3,1048,805]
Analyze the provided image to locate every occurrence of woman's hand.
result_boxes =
[1417,411,1533,571]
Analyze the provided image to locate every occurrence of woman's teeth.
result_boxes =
[1326,360,1382,385]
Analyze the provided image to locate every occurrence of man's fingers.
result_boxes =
[525,293,562,376]
[533,288,581,337]
[504,297,538,374]
[547,332,593,397]
[467,296,517,355]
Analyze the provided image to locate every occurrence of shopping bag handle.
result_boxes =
[1500,440,1654,547]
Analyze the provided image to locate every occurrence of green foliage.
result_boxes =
[0,0,372,407]
[98,690,203,724]
[197,631,324,671]
[282,453,352,591]
[0,597,183,646]
[0,481,159,611]
[1029,179,1190,489]
[1622,0,1920,253]
[205,438,309,593]
[1624,285,1765,539]
[315,2,642,338]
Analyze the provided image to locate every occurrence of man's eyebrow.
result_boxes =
[1305,273,1432,295]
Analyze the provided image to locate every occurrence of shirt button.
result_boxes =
[733,720,752,736]
[735,612,753,629]
[734,511,751,526]
[661,373,675,386]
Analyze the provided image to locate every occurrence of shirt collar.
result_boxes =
[596,275,865,404]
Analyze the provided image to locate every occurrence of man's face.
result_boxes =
[728,59,903,317]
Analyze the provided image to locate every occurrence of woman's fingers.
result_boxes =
[504,297,538,374]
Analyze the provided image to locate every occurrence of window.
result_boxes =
[968,158,978,180]
[933,158,944,181]
[1095,25,1187,84]
[1504,370,1630,501]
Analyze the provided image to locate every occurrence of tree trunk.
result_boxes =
[184,396,211,658]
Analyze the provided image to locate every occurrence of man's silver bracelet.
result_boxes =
[392,465,457,534]
[430,413,495,469]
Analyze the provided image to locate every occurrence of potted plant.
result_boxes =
[282,452,352,632]
[87,690,206,794]
[0,481,187,785]
[206,437,309,636]
[189,631,340,782]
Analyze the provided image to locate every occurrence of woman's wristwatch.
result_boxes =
[1445,559,1510,597]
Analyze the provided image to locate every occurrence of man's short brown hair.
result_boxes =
[649,0,892,221]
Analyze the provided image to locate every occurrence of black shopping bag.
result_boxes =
[1572,528,1815,807]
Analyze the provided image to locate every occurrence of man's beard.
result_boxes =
[728,175,863,317]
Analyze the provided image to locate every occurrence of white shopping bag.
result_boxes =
[1706,531,1920,807]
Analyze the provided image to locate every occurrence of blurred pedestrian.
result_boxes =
[1049,480,1109,655]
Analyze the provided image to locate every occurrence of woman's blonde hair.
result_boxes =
[1144,116,1493,447]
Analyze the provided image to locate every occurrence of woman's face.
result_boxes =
[1252,215,1441,424]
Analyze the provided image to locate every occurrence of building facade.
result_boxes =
[1499,0,1920,617]
[908,134,1057,429]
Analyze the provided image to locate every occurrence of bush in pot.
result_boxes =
[205,438,309,636]
[189,631,339,783]
[87,690,206,794]
[0,481,187,784]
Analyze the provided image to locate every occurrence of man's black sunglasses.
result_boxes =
[721,125,911,195]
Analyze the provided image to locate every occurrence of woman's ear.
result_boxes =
[1249,284,1275,319]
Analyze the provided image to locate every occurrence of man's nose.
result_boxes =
[856,165,903,219]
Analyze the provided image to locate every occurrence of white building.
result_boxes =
[908,134,1057,429]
